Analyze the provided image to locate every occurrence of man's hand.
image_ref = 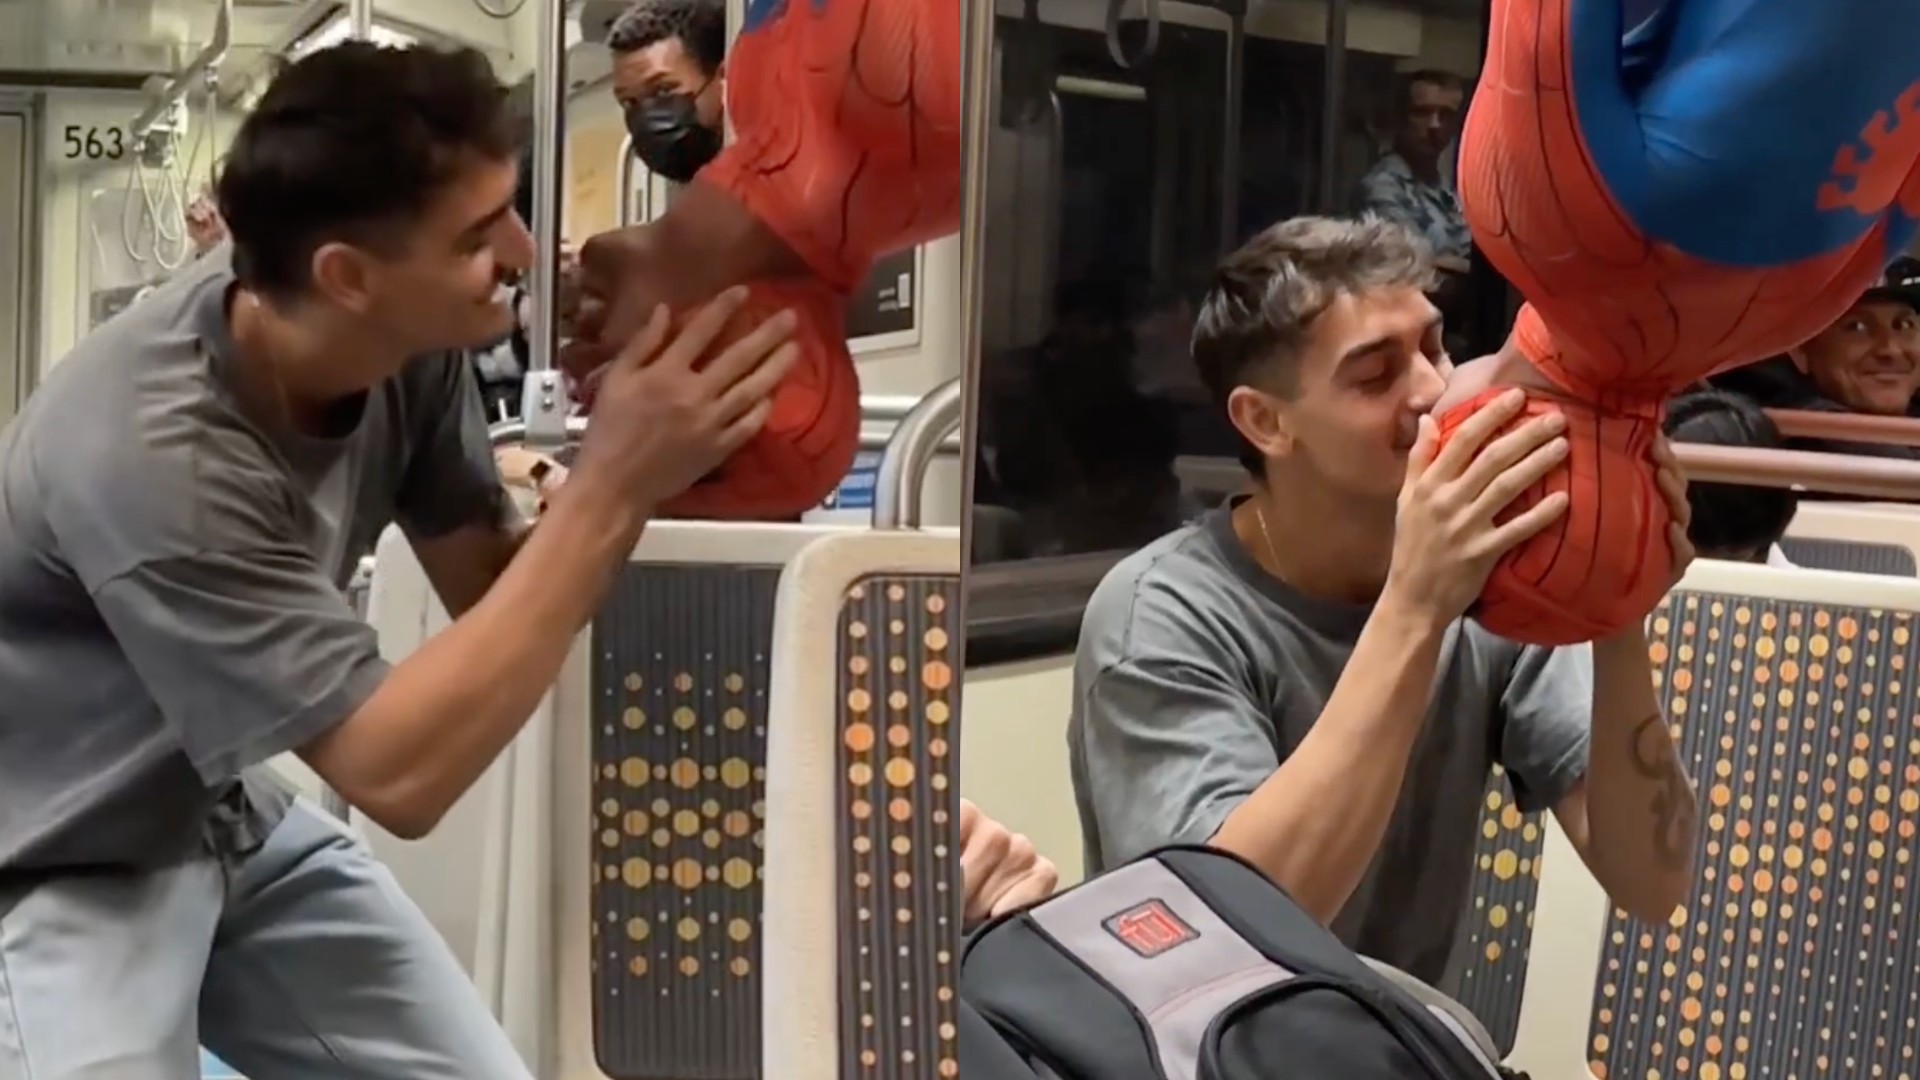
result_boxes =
[1650,435,1696,589]
[960,799,1058,923]
[1384,389,1571,627]
[566,286,799,513]
[495,445,570,517]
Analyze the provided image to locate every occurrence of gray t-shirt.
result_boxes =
[1068,501,1591,989]
[0,249,510,876]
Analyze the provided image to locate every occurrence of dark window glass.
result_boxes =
[969,0,1510,568]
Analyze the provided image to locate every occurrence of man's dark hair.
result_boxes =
[216,42,514,298]
[1663,389,1798,560]
[1402,69,1464,101]
[607,0,728,73]
[1191,215,1434,474]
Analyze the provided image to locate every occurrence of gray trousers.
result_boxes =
[0,800,532,1080]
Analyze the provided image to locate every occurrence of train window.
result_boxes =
[967,0,1510,656]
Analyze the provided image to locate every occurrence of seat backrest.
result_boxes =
[759,527,966,1080]
[1510,558,1920,1080]
[1784,501,1920,575]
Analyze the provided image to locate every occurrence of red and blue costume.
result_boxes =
[1439,0,1920,643]
[576,0,961,519]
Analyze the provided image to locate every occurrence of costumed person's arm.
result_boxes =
[1551,440,1699,922]
[561,0,961,520]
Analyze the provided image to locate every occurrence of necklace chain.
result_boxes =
[1254,500,1281,574]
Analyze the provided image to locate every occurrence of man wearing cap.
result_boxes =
[1713,256,1920,458]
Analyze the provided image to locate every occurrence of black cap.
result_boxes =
[1860,255,1920,313]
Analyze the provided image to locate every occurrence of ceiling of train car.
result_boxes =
[0,0,313,83]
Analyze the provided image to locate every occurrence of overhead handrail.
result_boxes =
[130,0,232,143]
[1105,0,1162,69]
[1763,408,1920,449]
[873,377,965,530]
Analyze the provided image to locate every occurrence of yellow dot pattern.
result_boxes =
[588,568,776,1077]
[837,576,962,1079]
[1589,593,1920,1080]
[1454,765,1547,1054]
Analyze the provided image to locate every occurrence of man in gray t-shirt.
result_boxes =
[1070,216,1704,994]
[1071,504,1587,987]
[0,44,798,1079]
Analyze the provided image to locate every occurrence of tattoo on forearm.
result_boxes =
[1631,713,1696,869]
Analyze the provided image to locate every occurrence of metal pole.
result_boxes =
[1218,0,1245,250]
[873,377,965,530]
[347,0,373,38]
[616,134,638,227]
[489,414,589,448]
[519,0,570,448]
[1315,0,1349,213]
[942,0,997,547]
[1762,408,1920,448]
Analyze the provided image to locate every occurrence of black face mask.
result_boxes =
[626,91,722,184]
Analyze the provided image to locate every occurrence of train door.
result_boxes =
[0,104,34,424]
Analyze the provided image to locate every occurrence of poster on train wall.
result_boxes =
[801,448,884,525]
[566,122,628,241]
[846,246,921,355]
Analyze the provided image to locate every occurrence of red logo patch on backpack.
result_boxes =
[1103,899,1198,958]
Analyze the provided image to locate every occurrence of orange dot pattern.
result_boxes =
[1590,593,1920,1080]
[1454,765,1547,1055]
[588,568,779,1077]
[837,576,962,1080]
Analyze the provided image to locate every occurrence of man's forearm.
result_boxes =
[1583,624,1699,921]
[306,476,646,838]
[1210,600,1446,924]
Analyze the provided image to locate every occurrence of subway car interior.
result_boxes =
[6,0,1920,1077]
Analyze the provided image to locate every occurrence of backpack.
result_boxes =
[958,845,1529,1080]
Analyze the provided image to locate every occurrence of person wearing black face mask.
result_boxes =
[606,0,728,184]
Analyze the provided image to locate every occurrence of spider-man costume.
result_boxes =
[571,0,961,519]
[1436,0,1920,644]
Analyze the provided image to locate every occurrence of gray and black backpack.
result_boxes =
[959,844,1530,1080]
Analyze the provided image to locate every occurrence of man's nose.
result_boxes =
[1409,355,1449,407]
[1867,334,1910,363]
[499,214,537,270]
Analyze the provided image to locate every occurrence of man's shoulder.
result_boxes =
[1079,512,1254,667]
[19,284,293,579]
[1356,153,1414,194]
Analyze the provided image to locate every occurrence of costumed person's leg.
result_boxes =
[569,0,962,521]
[198,802,532,1080]
[0,863,223,1079]
[1433,0,1920,645]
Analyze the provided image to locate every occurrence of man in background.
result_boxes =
[1353,70,1471,276]
[1712,257,1920,459]
[1662,388,1800,566]
[608,0,728,184]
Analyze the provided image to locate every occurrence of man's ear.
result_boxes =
[309,242,379,315]
[1226,385,1293,464]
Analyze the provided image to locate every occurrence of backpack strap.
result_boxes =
[1359,957,1505,1078]
[1026,857,1295,1080]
